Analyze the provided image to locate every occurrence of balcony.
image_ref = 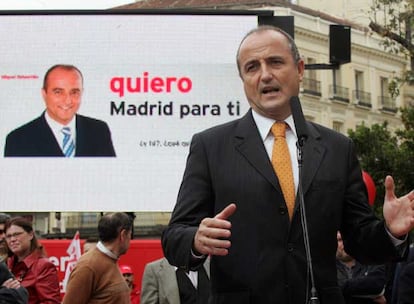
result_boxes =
[329,84,350,103]
[379,96,398,113]
[302,78,321,97]
[353,90,372,108]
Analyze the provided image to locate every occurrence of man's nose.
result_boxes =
[64,93,73,103]
[260,64,273,81]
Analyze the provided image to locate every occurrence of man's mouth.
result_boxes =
[261,86,280,94]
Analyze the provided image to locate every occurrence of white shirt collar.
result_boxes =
[44,111,77,151]
[251,109,297,140]
[44,111,76,132]
[96,241,119,260]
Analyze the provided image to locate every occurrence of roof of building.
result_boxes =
[112,0,368,32]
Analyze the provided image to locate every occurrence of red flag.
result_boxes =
[62,231,81,292]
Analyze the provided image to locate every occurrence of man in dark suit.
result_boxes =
[4,64,116,157]
[161,25,414,303]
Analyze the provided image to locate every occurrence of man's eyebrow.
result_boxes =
[243,58,259,66]
[267,55,285,61]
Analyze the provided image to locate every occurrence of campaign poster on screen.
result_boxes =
[0,12,260,211]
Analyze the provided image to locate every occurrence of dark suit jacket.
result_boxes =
[397,261,414,304]
[162,109,402,304]
[0,262,28,304]
[4,113,116,157]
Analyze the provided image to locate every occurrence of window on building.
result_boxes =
[332,121,343,133]
[303,57,321,96]
[355,70,364,95]
[305,57,317,80]
[352,70,371,106]
[380,77,389,97]
[379,76,397,112]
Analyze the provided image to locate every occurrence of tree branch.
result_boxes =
[369,21,414,53]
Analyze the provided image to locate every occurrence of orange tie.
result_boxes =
[271,122,295,220]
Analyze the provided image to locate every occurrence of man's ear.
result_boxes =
[120,228,130,241]
[297,59,305,81]
[120,229,126,239]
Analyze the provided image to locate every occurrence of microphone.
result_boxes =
[290,96,308,148]
[289,96,319,304]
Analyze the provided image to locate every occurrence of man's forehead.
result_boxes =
[240,34,289,60]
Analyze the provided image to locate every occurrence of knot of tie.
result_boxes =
[62,126,71,138]
[271,122,286,138]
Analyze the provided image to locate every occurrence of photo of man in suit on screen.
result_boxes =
[4,64,116,157]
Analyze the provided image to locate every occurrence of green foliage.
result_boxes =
[348,107,414,217]
[348,122,398,217]
[395,107,414,191]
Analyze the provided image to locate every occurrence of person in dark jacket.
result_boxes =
[336,232,387,304]
[0,261,28,304]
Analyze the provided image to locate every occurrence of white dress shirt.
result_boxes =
[251,109,299,192]
[44,111,76,153]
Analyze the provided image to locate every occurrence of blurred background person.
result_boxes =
[140,257,210,304]
[336,231,387,304]
[5,217,60,304]
[119,264,140,304]
[63,212,133,304]
[0,213,11,262]
[396,260,414,304]
[0,261,28,304]
[389,244,414,304]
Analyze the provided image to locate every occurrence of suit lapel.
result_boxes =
[234,110,281,192]
[38,114,64,155]
[233,112,326,201]
[300,122,325,195]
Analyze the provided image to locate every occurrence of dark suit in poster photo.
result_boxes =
[161,26,414,304]
[4,64,115,157]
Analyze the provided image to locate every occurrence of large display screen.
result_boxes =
[0,11,267,211]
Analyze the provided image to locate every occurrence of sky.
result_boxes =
[0,0,134,10]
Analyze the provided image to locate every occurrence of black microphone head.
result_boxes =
[290,96,308,143]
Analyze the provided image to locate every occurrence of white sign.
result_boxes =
[0,13,259,211]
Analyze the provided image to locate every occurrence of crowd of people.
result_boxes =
[0,215,413,304]
[0,214,412,304]
[2,24,414,304]
[0,212,212,304]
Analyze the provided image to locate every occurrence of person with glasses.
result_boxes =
[63,212,133,304]
[4,217,60,304]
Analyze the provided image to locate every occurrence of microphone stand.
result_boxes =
[297,137,320,304]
